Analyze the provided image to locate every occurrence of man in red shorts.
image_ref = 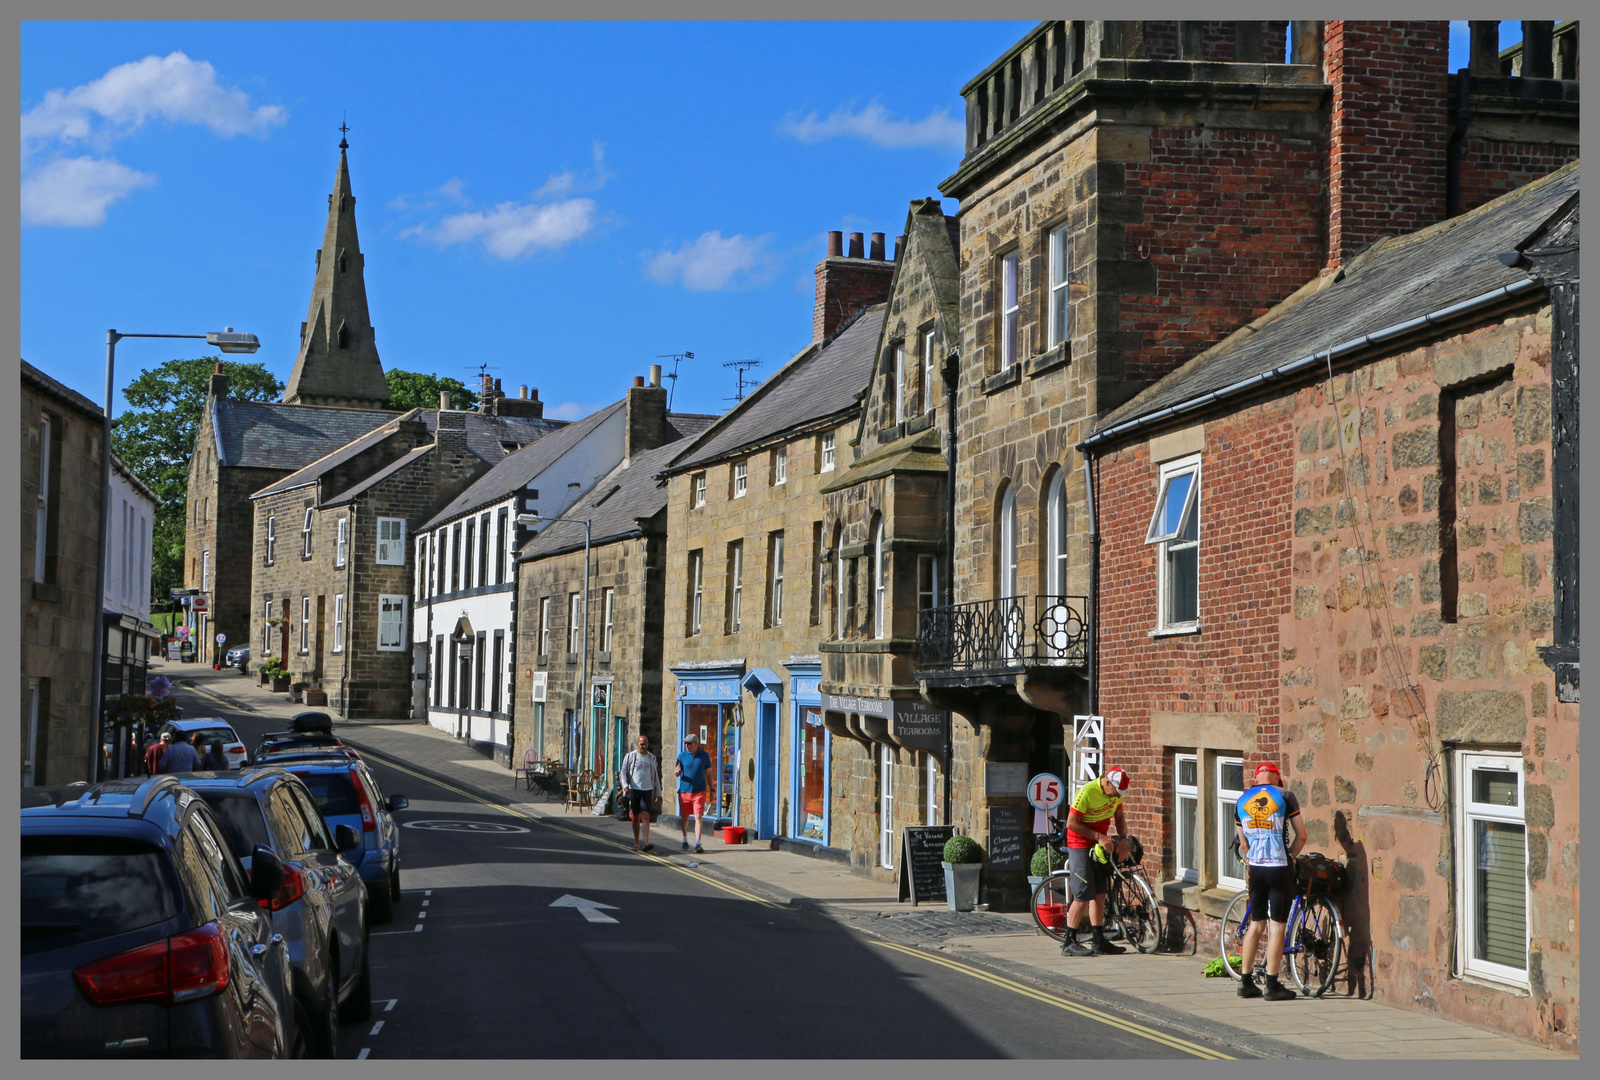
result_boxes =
[674,732,713,854]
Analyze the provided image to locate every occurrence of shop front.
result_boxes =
[785,662,827,845]
[671,663,744,828]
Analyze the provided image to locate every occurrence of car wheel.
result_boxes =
[319,982,340,1059]
[368,878,394,924]
[290,998,313,1059]
[389,864,400,903]
[340,927,373,1022]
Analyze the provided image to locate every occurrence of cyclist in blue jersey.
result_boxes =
[1235,761,1306,1001]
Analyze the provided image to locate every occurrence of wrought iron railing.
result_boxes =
[916,595,1090,674]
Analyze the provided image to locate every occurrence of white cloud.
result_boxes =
[20,155,157,227]
[412,197,598,260]
[535,143,612,200]
[643,231,777,292]
[21,51,285,151]
[778,102,963,151]
[547,401,591,421]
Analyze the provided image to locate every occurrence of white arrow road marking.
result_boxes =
[550,894,619,924]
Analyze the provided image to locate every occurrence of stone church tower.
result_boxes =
[282,135,391,408]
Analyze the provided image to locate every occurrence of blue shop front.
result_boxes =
[671,662,744,828]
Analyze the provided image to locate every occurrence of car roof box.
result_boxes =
[290,711,334,733]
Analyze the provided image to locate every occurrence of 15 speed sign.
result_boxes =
[1027,773,1065,811]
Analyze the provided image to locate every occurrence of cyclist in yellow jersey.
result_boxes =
[1059,768,1132,957]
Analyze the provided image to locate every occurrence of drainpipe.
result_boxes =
[1082,455,1100,717]
[340,506,353,716]
[940,347,959,825]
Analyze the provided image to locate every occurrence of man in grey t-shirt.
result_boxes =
[619,735,660,852]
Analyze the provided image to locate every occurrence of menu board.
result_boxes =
[898,825,956,905]
[987,806,1028,871]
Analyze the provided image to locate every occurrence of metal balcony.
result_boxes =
[915,595,1090,676]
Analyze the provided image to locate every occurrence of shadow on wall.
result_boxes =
[1333,809,1375,1000]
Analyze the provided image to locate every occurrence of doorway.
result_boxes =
[879,744,895,869]
[755,699,779,839]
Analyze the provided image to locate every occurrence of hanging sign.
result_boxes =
[1071,715,1104,794]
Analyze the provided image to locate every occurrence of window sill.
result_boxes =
[1026,344,1070,378]
[981,364,1022,395]
[1453,971,1531,996]
[598,651,613,665]
[29,580,61,604]
[564,653,579,664]
[1149,624,1201,638]
[536,654,548,667]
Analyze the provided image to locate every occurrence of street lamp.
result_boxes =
[517,512,591,774]
[94,327,259,779]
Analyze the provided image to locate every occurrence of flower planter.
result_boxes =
[942,861,982,912]
[303,688,328,707]
[271,676,291,693]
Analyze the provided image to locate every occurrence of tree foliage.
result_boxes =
[111,356,283,603]
[385,368,478,412]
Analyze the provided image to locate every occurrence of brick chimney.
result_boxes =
[1323,20,1450,268]
[495,384,545,420]
[813,228,896,343]
[208,362,228,400]
[435,405,469,454]
[625,369,669,458]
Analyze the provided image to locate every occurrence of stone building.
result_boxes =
[1082,163,1578,1048]
[916,18,1580,907]
[21,360,107,785]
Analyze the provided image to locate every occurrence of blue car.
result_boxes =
[178,769,373,1057]
[22,777,295,1058]
[275,754,407,924]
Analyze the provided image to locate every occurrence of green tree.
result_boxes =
[111,357,283,603]
[385,369,478,412]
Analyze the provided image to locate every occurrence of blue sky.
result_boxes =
[21,21,1514,421]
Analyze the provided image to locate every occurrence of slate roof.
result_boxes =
[667,304,886,472]
[21,359,103,420]
[1092,161,1580,440]
[421,401,625,529]
[324,444,437,507]
[518,436,694,559]
[213,399,399,471]
[664,411,721,440]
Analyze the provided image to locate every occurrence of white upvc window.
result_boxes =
[1147,455,1201,632]
[35,414,50,582]
[301,508,314,558]
[893,343,906,423]
[917,554,939,613]
[567,592,582,654]
[871,517,885,640]
[1217,757,1247,890]
[688,550,704,636]
[332,594,345,653]
[538,596,551,656]
[820,432,835,473]
[601,588,615,653]
[999,250,1020,367]
[201,550,211,593]
[998,485,1018,598]
[1455,751,1529,987]
[773,444,787,486]
[266,516,276,565]
[1045,469,1068,596]
[732,460,748,499]
[834,528,846,639]
[922,328,938,415]
[1174,753,1199,884]
[263,600,273,654]
[727,541,743,632]
[767,531,785,628]
[377,594,406,651]
[377,517,405,565]
[692,472,707,508]
[1047,223,1070,349]
[299,596,311,653]
[336,518,348,567]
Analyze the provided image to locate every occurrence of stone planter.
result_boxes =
[271,676,291,693]
[304,688,328,707]
[942,861,983,912]
[289,686,305,703]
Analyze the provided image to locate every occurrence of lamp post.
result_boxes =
[517,512,590,774]
[94,328,259,780]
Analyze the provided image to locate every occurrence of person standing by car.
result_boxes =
[1059,768,1133,957]
[144,730,172,775]
[674,732,713,854]
[159,731,202,773]
[201,738,230,771]
[619,735,660,852]
[1234,761,1307,1001]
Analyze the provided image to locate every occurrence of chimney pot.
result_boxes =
[633,375,645,388]
[439,390,452,411]
[869,232,885,260]
[649,364,662,387]
[520,385,529,399]
[894,235,905,261]
[848,232,865,259]
[827,231,843,257]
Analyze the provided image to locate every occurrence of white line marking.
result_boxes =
[370,1021,384,1036]
[578,907,619,924]
[414,923,423,931]
[383,999,398,1012]
[371,925,424,936]
[422,899,430,907]
[418,911,427,919]
[358,1048,371,1060]
[425,890,433,896]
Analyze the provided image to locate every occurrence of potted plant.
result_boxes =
[941,833,985,912]
[260,659,290,692]
[1027,843,1062,891]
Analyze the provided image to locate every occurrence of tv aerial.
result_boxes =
[657,351,694,410]
[724,358,762,404]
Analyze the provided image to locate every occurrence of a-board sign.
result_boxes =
[898,825,955,905]
[988,806,1028,871]
[589,787,614,816]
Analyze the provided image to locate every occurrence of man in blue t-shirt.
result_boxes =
[674,732,713,854]
[1235,761,1306,1001]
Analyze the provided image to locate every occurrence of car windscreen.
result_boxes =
[291,771,359,817]
[187,727,240,748]
[194,792,271,858]
[21,835,184,956]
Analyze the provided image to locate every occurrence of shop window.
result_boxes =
[924,751,939,824]
[1217,757,1247,890]
[795,706,827,841]
[378,595,406,651]
[684,703,738,821]
[879,745,895,869]
[1455,751,1528,986]
[1174,753,1199,883]
[1147,455,1200,632]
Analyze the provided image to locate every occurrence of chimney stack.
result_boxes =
[208,361,229,400]
[649,364,662,387]
[496,384,544,419]
[624,372,669,458]
[827,231,843,257]
[869,233,885,260]
[813,227,896,343]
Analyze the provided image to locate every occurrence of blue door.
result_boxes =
[756,700,779,839]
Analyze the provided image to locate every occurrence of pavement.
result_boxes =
[162,658,1573,1061]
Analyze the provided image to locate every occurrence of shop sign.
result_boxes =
[1070,714,1104,794]
[984,761,1029,798]
[891,700,948,757]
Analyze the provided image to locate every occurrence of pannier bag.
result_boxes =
[1295,852,1348,896]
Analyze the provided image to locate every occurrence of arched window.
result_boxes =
[871,514,886,640]
[1045,468,1068,597]
[833,523,846,640]
[997,484,1017,598]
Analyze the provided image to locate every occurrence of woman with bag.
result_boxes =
[619,735,661,852]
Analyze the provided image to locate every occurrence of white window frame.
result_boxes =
[1174,753,1199,884]
[925,751,939,825]
[1147,455,1201,633]
[377,594,407,651]
[820,432,835,473]
[538,596,552,656]
[917,554,940,613]
[332,594,345,653]
[600,588,615,653]
[810,522,824,626]
[1047,223,1070,349]
[688,551,703,636]
[999,250,1020,368]
[728,541,743,633]
[872,518,885,640]
[879,744,895,870]
[414,537,426,600]
[376,517,406,566]
[299,596,311,653]
[1216,756,1247,891]
[768,531,784,628]
[263,600,273,655]
[834,529,846,639]
[773,444,787,486]
[336,517,348,567]
[893,343,906,423]
[201,550,211,593]
[265,516,276,565]
[567,592,582,654]
[693,472,707,508]
[301,508,314,558]
[922,328,938,415]
[1046,469,1068,596]
[1455,750,1529,987]
[998,486,1017,597]
[732,461,748,499]
[34,415,50,582]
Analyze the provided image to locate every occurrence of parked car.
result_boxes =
[255,732,350,760]
[177,769,372,1057]
[277,754,407,924]
[21,777,296,1058]
[225,645,251,673]
[158,718,249,770]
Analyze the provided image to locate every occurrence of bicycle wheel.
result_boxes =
[1219,892,1266,980]
[1030,874,1071,942]
[1288,895,1344,997]
[1116,872,1164,954]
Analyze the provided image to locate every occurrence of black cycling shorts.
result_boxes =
[1248,864,1292,923]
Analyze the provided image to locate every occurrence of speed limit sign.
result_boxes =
[1027,772,1065,811]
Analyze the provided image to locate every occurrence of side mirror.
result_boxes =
[387,795,408,813]
[335,824,361,853]
[250,846,285,901]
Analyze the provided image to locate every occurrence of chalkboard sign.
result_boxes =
[898,825,955,905]
[988,806,1028,871]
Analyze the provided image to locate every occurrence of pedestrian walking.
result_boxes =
[1235,761,1307,1001]
[619,735,660,852]
[200,738,229,772]
[144,731,172,776]
[1059,768,1133,957]
[674,732,713,854]
[158,732,202,774]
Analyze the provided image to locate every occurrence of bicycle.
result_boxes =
[1029,822,1164,953]
[1219,855,1345,997]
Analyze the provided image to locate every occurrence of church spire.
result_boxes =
[282,132,391,409]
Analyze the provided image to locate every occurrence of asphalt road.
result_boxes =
[174,685,1241,1060]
